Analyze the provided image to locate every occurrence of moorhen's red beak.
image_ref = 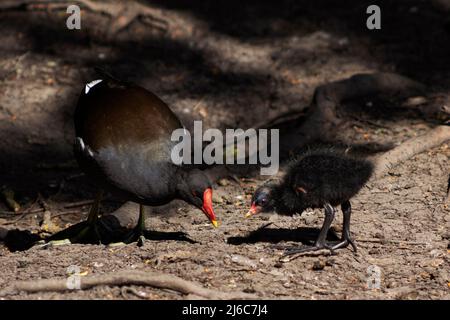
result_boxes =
[245,202,260,218]
[202,188,218,228]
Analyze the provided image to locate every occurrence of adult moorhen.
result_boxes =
[53,71,218,245]
[246,148,373,255]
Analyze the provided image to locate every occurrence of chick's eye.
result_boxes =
[259,198,267,205]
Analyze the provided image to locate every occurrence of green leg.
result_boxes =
[136,204,147,246]
[71,190,103,243]
[87,191,103,224]
[123,204,147,246]
[47,190,103,245]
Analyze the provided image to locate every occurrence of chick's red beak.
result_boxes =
[245,202,261,218]
[202,188,218,227]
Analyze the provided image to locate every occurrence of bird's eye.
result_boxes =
[259,198,267,205]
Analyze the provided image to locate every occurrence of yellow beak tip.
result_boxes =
[245,212,253,218]
[212,220,219,228]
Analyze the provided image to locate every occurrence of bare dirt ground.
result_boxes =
[0,1,449,299]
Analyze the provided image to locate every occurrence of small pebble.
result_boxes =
[231,255,258,269]
[312,260,326,271]
[218,179,229,186]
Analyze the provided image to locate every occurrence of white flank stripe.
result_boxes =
[85,79,103,94]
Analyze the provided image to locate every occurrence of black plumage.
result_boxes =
[51,71,218,245]
[247,148,373,255]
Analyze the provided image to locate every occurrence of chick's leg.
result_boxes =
[283,203,336,256]
[330,200,357,252]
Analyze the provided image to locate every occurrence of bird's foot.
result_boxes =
[137,235,145,247]
[279,238,357,261]
[329,237,357,253]
[106,236,145,248]
[122,228,146,247]
[47,221,102,245]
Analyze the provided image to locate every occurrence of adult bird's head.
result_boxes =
[246,185,274,218]
[177,169,218,228]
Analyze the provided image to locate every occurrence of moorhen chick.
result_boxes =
[53,71,218,245]
[246,148,373,255]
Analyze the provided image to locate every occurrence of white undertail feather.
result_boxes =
[85,79,103,94]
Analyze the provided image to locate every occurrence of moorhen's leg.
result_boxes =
[283,203,336,256]
[330,200,357,252]
[123,204,147,246]
[71,190,103,243]
[47,190,103,244]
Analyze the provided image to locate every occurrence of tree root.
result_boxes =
[369,125,450,180]
[296,72,425,144]
[0,270,257,299]
[0,0,169,37]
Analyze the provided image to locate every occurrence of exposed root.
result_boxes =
[0,0,169,37]
[0,270,257,299]
[369,125,450,180]
[297,72,425,143]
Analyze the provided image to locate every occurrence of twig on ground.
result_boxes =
[348,115,390,129]
[1,198,93,225]
[0,197,42,225]
[64,200,94,209]
[51,210,86,219]
[120,286,149,299]
[357,238,428,245]
[0,270,258,299]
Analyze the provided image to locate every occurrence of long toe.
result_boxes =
[348,238,357,253]
[331,240,350,250]
[48,221,102,244]
[123,228,145,245]
[329,238,357,253]
[137,235,146,247]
